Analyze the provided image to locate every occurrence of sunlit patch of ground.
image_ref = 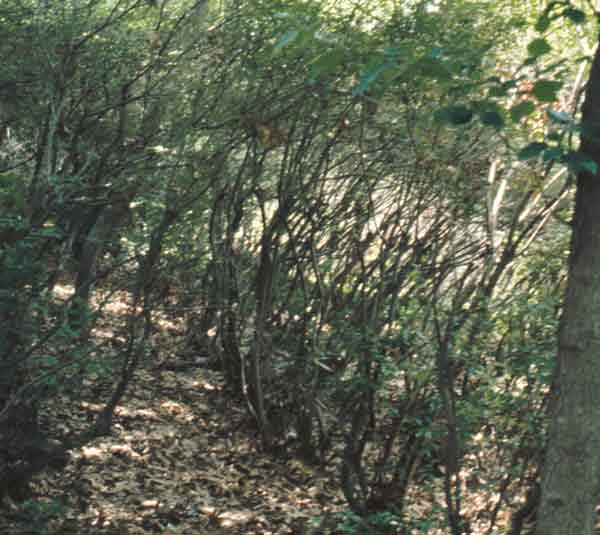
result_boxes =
[53,282,75,301]
[0,280,535,535]
[2,354,346,535]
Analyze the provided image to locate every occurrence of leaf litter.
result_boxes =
[2,350,346,535]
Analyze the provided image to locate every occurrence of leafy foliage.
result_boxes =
[0,0,588,533]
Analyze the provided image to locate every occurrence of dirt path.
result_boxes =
[2,363,343,535]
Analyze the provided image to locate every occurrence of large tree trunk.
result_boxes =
[534,38,600,535]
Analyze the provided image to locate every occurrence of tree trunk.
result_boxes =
[534,38,600,535]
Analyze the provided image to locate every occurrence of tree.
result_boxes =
[534,21,600,535]
[0,1,593,532]
[0,0,212,502]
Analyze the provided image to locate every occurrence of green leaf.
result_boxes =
[488,79,516,98]
[45,355,59,367]
[45,376,58,387]
[273,29,299,53]
[417,57,452,80]
[428,47,443,59]
[480,110,505,129]
[518,142,548,160]
[532,80,563,102]
[563,8,586,24]
[535,14,551,32]
[536,1,570,32]
[352,64,389,96]
[510,101,535,122]
[546,108,572,124]
[435,105,473,125]
[309,47,346,76]
[488,85,508,98]
[542,146,563,162]
[527,38,551,58]
[565,151,598,175]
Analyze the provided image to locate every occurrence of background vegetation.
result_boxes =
[0,0,594,533]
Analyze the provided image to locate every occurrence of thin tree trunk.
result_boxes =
[534,37,600,535]
[251,232,275,451]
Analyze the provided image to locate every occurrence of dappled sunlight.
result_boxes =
[53,282,75,301]
[0,0,576,532]
[1,317,339,531]
[29,363,342,535]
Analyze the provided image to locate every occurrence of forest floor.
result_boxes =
[0,289,347,535]
[2,361,346,535]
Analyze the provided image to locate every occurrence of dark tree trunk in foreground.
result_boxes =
[534,37,600,535]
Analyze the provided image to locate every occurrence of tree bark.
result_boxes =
[534,37,600,535]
